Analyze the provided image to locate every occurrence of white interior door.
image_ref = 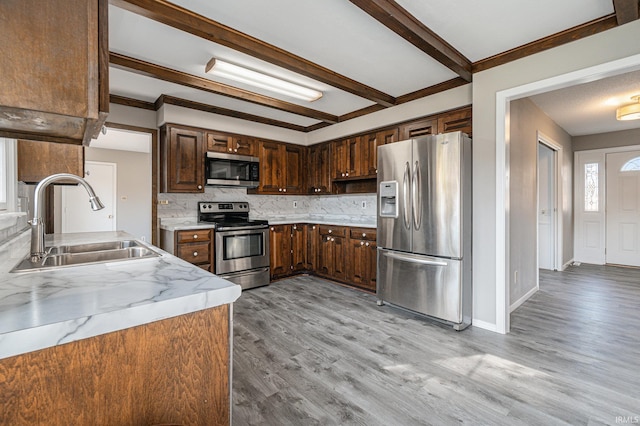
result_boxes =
[538,143,555,270]
[574,151,606,265]
[62,161,117,233]
[606,150,640,267]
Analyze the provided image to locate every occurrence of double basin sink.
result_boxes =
[12,239,161,272]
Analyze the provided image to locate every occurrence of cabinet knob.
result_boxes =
[293,225,297,229]
[331,237,335,242]
[341,173,345,177]
[283,188,287,192]
[234,148,238,152]
[270,227,274,231]
[328,229,332,234]
[312,226,316,230]
[360,241,365,246]
[362,233,366,237]
[197,185,203,190]
[278,188,283,192]
[193,234,198,239]
[345,172,349,177]
[228,148,232,152]
[365,242,370,247]
[193,251,198,257]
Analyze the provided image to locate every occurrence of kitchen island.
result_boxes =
[0,229,241,425]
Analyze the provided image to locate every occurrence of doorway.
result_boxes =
[538,143,556,270]
[61,161,117,233]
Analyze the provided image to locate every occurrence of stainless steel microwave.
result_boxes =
[205,152,260,188]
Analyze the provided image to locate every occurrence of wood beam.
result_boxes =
[109,0,396,107]
[109,52,339,124]
[473,14,618,73]
[613,0,640,25]
[156,95,309,132]
[349,0,472,82]
[109,94,155,110]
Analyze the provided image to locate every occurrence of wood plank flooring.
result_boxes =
[232,264,640,425]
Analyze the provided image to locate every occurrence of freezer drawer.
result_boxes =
[377,248,470,329]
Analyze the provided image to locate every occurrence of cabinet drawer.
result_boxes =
[349,228,376,241]
[177,229,212,244]
[177,242,210,264]
[318,225,346,237]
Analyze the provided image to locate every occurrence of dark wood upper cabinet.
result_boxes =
[0,0,108,145]
[17,140,84,184]
[399,118,437,140]
[437,106,472,137]
[161,125,204,193]
[308,143,331,194]
[254,141,305,194]
[206,132,256,156]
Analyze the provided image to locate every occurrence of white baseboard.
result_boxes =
[510,286,539,313]
[471,319,499,333]
[561,258,574,271]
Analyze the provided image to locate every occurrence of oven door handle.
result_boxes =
[216,225,269,232]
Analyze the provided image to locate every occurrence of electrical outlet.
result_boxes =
[293,201,298,209]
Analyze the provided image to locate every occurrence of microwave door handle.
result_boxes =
[403,162,411,230]
[413,160,421,230]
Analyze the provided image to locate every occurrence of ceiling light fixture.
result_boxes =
[205,58,323,102]
[616,95,640,121]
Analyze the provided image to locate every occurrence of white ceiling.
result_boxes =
[108,0,640,136]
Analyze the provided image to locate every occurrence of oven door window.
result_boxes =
[207,159,251,180]
[223,233,263,260]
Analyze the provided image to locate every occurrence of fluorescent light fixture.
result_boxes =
[205,58,322,102]
[616,95,640,121]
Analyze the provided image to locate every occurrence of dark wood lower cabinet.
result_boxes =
[271,223,374,292]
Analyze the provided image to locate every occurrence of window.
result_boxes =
[584,162,599,212]
[0,138,7,210]
[621,156,640,172]
[0,138,16,212]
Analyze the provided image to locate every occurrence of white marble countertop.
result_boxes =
[0,230,241,360]
[160,215,377,231]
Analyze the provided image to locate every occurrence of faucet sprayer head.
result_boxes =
[89,196,105,211]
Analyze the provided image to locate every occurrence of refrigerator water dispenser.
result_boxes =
[379,181,398,218]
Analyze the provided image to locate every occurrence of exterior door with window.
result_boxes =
[606,151,640,267]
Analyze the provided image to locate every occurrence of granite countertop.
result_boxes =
[160,216,377,231]
[0,230,241,360]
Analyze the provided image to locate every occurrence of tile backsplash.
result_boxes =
[158,187,377,221]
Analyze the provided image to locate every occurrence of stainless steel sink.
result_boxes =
[11,240,162,272]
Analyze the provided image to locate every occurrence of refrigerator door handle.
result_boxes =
[403,162,411,230]
[412,160,421,230]
[382,250,448,267]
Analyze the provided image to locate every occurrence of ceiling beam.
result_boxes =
[109,0,396,107]
[155,95,309,132]
[473,14,618,73]
[613,0,640,25]
[109,52,339,124]
[348,0,472,82]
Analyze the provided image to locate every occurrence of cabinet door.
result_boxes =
[316,234,334,277]
[269,225,292,278]
[17,140,84,184]
[284,144,305,194]
[257,141,283,193]
[332,236,346,281]
[345,137,360,178]
[437,107,472,137]
[332,139,348,179]
[347,238,369,288]
[291,224,308,273]
[399,118,436,140]
[232,135,255,156]
[309,143,332,194]
[377,128,399,145]
[206,133,232,153]
[360,133,378,177]
[163,126,204,193]
[306,224,318,270]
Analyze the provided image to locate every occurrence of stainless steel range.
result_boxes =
[198,201,270,290]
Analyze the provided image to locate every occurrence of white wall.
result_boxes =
[574,128,640,151]
[108,103,157,129]
[472,19,640,332]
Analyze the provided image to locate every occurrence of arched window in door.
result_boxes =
[621,156,640,172]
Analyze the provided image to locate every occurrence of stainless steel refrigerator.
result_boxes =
[376,131,471,330]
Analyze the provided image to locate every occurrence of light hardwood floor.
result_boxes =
[232,264,640,425]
